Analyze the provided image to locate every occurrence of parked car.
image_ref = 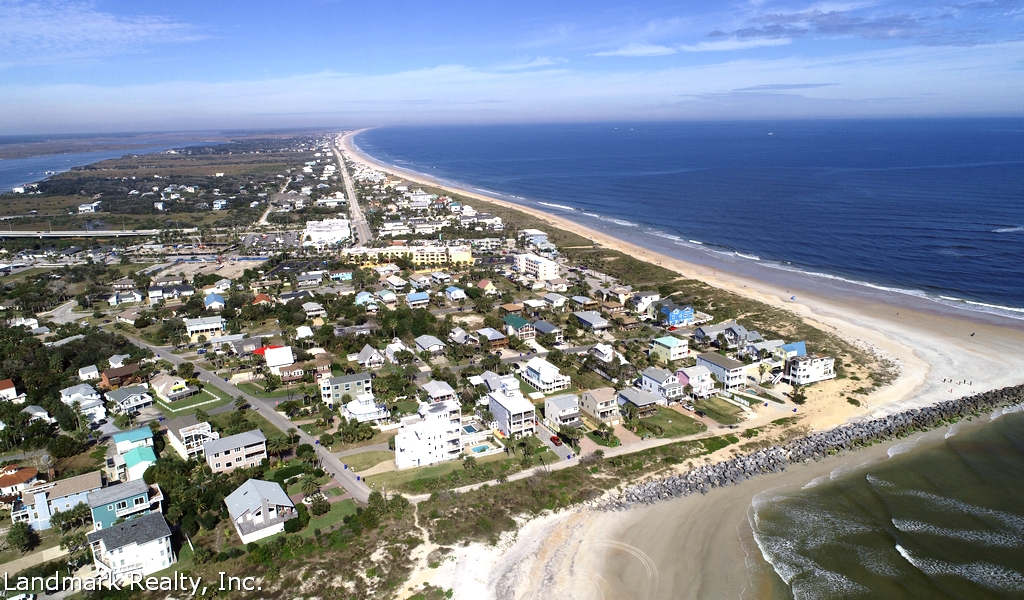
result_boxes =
[695,410,707,418]
[550,436,563,446]
[683,403,695,411]
[197,349,207,354]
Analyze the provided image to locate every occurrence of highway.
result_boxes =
[0,228,198,238]
[122,333,373,503]
[332,142,371,247]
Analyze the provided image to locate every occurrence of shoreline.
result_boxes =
[338,129,1024,599]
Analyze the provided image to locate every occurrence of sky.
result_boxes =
[1,0,1023,133]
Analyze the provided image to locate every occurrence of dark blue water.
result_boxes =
[356,120,1024,316]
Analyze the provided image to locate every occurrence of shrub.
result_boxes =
[310,496,330,516]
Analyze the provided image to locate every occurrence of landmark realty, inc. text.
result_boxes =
[3,570,261,595]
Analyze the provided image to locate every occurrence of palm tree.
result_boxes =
[299,474,320,497]
[267,435,290,465]
[287,427,298,444]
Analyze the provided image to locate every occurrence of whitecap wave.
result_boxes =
[887,435,928,458]
[897,544,1024,591]
[993,226,1024,233]
[736,252,761,261]
[892,519,1024,547]
[990,403,1024,420]
[537,201,577,211]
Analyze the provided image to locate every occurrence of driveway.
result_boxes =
[536,422,573,461]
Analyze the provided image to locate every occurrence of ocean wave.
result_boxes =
[736,252,761,261]
[993,226,1024,233]
[537,201,577,211]
[887,435,929,458]
[897,545,1024,591]
[945,422,965,438]
[895,490,1024,533]
[582,212,640,227]
[991,403,1024,420]
[892,519,1024,547]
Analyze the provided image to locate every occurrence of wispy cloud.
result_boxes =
[0,0,203,66]
[592,43,677,57]
[733,82,840,91]
[679,37,793,51]
[495,56,567,70]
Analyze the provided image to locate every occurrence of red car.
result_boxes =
[550,436,563,446]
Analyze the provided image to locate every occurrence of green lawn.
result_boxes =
[157,387,233,415]
[585,431,620,447]
[236,381,306,399]
[365,448,557,494]
[342,450,394,471]
[300,423,328,437]
[331,429,396,453]
[693,397,744,425]
[392,401,420,416]
[301,499,358,537]
[208,408,284,439]
[642,407,706,438]
[286,473,332,496]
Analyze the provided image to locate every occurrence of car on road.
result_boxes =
[695,410,707,418]
[96,419,107,425]
[550,435,563,446]
[197,349,207,354]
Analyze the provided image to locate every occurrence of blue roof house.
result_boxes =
[781,341,807,358]
[204,293,225,311]
[406,291,430,308]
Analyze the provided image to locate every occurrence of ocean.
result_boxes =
[355,120,1024,318]
[749,408,1024,600]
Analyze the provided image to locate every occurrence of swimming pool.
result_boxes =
[463,424,479,434]
[472,445,489,453]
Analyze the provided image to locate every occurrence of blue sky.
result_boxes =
[1,0,1023,133]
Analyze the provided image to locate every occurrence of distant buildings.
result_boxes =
[303,218,351,247]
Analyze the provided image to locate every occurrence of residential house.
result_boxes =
[430,272,452,286]
[385,338,412,364]
[319,372,373,409]
[544,394,583,430]
[580,388,621,426]
[88,479,163,530]
[297,273,323,288]
[658,301,694,327]
[204,293,226,311]
[149,374,198,403]
[445,286,467,302]
[588,343,624,365]
[503,315,536,340]
[86,512,174,583]
[111,278,136,291]
[204,430,268,474]
[385,275,408,291]
[571,296,598,310]
[224,479,298,544]
[694,321,758,349]
[252,293,274,307]
[677,365,716,398]
[533,320,563,344]
[499,303,524,316]
[302,301,326,319]
[0,466,39,496]
[0,378,25,401]
[544,278,568,293]
[415,334,446,355]
[59,383,106,422]
[476,279,497,295]
[785,354,836,385]
[617,387,665,416]
[488,380,536,438]
[264,346,296,376]
[696,353,748,390]
[165,414,219,460]
[21,405,55,425]
[649,336,689,364]
[106,385,154,414]
[448,327,478,346]
[394,400,463,469]
[376,289,398,305]
[422,380,457,403]
[408,273,430,289]
[354,345,385,369]
[342,390,390,423]
[108,354,131,369]
[522,357,571,393]
[600,301,625,316]
[639,367,685,401]
[475,327,508,349]
[108,290,144,307]
[406,291,430,308]
[13,471,103,530]
[111,427,153,455]
[184,316,226,341]
[115,447,158,481]
[573,311,610,331]
[101,364,140,389]
[630,291,661,314]
[78,365,100,382]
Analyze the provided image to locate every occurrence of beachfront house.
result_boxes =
[544,394,583,430]
[86,512,175,584]
[87,479,163,530]
[580,388,622,426]
[394,400,463,469]
[224,479,297,544]
[488,381,536,438]
[677,365,716,398]
[785,354,837,386]
[617,387,665,417]
[696,353,748,390]
[320,372,373,409]
[165,415,220,460]
[639,367,685,401]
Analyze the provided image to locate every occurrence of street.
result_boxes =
[331,144,371,247]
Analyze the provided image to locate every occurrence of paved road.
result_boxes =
[331,143,371,247]
[123,333,373,504]
[257,178,292,226]
[39,299,80,325]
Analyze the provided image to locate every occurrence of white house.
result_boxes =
[184,316,226,341]
[394,400,463,469]
[696,353,748,390]
[0,379,25,404]
[354,344,385,369]
[514,253,559,281]
[165,414,219,460]
[86,512,174,584]
[488,380,536,438]
[677,365,716,398]
[544,394,583,430]
[422,380,457,403]
[639,367,685,401]
[78,365,100,381]
[21,405,55,425]
[302,301,327,319]
[106,385,154,414]
[444,286,467,302]
[415,334,446,355]
[785,354,837,385]
[264,346,296,376]
[224,479,297,544]
[522,357,571,394]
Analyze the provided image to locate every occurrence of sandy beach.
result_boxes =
[339,129,1024,600]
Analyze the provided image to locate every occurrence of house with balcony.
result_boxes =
[657,301,694,327]
[319,372,373,409]
[696,352,748,390]
[204,430,268,474]
[59,382,106,422]
[302,301,327,319]
[694,321,761,349]
[111,427,153,455]
[785,354,836,386]
[544,394,583,430]
[449,327,479,346]
[406,291,430,308]
[533,320,563,344]
[649,336,688,364]
[86,512,174,584]
[87,479,164,530]
[580,387,621,425]
[21,405,55,425]
[354,344,385,369]
[415,334,446,355]
[100,364,141,390]
[445,286,467,302]
[542,293,568,311]
[394,400,463,469]
[488,381,536,438]
[183,316,226,342]
[106,385,154,414]
[12,471,103,530]
[639,367,685,402]
[165,414,219,460]
[423,380,457,403]
[503,315,536,340]
[224,479,297,544]
[573,311,610,331]
[475,327,508,349]
[617,387,665,417]
[113,446,157,482]
[677,365,716,398]
[342,392,390,423]
[149,374,199,403]
[522,357,571,394]
[0,466,39,496]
